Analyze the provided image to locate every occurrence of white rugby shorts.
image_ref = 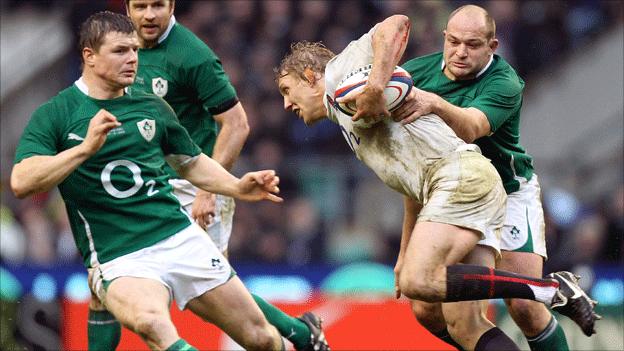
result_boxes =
[89,223,232,310]
[499,174,547,258]
[418,150,507,255]
[169,178,235,252]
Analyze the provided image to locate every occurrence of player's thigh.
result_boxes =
[498,250,543,277]
[105,277,172,330]
[402,221,481,277]
[186,276,269,341]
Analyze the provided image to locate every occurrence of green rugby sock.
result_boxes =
[165,339,198,351]
[527,316,569,351]
[87,309,121,351]
[252,293,310,349]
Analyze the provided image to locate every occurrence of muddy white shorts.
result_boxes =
[419,150,507,255]
[89,223,232,310]
[169,178,235,252]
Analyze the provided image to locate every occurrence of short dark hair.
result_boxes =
[78,11,135,61]
[275,41,336,82]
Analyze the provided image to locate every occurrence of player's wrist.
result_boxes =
[76,142,97,158]
[364,83,385,96]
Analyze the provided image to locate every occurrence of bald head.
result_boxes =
[447,5,496,40]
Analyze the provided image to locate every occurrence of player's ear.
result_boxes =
[303,67,322,86]
[169,0,175,15]
[83,47,96,68]
[489,38,499,53]
[303,67,316,85]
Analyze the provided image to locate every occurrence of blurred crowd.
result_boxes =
[1,1,622,274]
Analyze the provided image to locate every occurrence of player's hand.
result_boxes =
[391,88,436,125]
[236,170,283,203]
[81,109,121,156]
[394,253,405,299]
[192,190,216,230]
[337,85,390,124]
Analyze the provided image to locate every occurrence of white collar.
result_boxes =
[441,54,494,79]
[74,77,128,96]
[158,15,176,44]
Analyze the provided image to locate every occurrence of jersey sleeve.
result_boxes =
[158,98,202,158]
[186,49,238,114]
[14,102,61,164]
[469,77,523,133]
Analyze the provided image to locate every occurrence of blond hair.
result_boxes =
[275,41,335,82]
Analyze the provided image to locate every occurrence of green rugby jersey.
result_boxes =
[131,17,237,178]
[402,52,532,194]
[14,79,201,267]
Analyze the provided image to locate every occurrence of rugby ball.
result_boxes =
[334,64,413,116]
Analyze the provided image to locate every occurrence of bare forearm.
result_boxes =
[212,125,248,171]
[178,153,240,197]
[368,15,410,91]
[212,103,250,171]
[431,97,489,143]
[11,146,91,198]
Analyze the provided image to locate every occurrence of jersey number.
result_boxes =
[101,160,159,198]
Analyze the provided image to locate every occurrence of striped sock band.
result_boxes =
[446,264,559,303]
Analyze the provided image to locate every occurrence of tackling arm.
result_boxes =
[395,88,491,143]
[428,97,491,143]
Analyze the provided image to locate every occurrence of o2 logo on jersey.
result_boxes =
[340,125,361,153]
[100,160,159,198]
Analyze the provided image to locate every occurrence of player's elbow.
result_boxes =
[381,15,410,35]
[236,117,250,139]
[459,128,480,144]
[10,172,31,199]
[394,15,411,31]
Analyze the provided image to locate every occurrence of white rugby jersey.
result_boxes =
[323,26,476,203]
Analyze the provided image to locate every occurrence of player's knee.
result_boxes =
[240,324,279,351]
[506,298,548,330]
[399,263,443,302]
[399,273,438,302]
[134,311,172,340]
